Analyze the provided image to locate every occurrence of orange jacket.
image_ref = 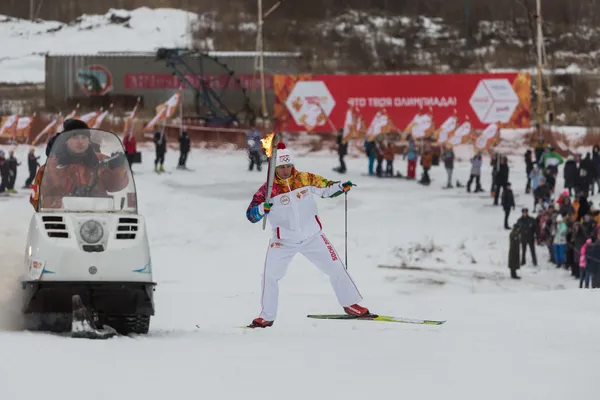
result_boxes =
[421,152,433,168]
[31,153,129,210]
[383,143,395,161]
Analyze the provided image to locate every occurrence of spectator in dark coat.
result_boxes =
[502,182,515,229]
[153,131,167,173]
[534,133,545,165]
[509,224,521,279]
[490,153,499,194]
[544,166,556,193]
[23,147,41,188]
[335,128,348,173]
[579,153,595,195]
[563,155,578,196]
[559,196,575,218]
[525,149,534,193]
[0,150,8,194]
[6,150,20,193]
[584,229,600,288]
[246,129,263,172]
[178,131,191,169]
[573,221,589,278]
[592,145,600,193]
[577,193,591,222]
[565,214,577,277]
[494,156,509,206]
[516,208,537,266]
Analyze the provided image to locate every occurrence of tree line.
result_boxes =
[1,0,597,26]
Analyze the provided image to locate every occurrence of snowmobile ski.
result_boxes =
[71,295,117,339]
[307,313,445,325]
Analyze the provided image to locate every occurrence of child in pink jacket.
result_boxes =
[580,238,593,288]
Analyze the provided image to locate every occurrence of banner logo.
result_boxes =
[285,81,336,130]
[77,64,113,96]
[469,79,519,124]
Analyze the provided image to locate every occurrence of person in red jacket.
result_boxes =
[122,132,137,168]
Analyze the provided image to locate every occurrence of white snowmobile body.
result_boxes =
[21,128,155,335]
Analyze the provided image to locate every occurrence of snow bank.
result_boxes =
[0,7,199,83]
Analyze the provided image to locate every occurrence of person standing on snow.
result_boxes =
[246,129,263,172]
[383,139,395,177]
[529,165,545,211]
[553,214,568,268]
[0,150,9,194]
[245,142,368,328]
[153,131,167,173]
[6,150,20,193]
[584,228,600,288]
[508,224,521,279]
[178,131,191,169]
[579,152,595,195]
[592,145,600,194]
[516,208,537,266]
[466,153,483,193]
[441,144,454,188]
[525,149,534,193]
[334,128,348,174]
[419,144,433,185]
[493,156,509,206]
[579,237,594,288]
[23,147,41,188]
[539,145,563,177]
[122,131,137,168]
[404,135,418,180]
[563,155,578,196]
[502,182,515,229]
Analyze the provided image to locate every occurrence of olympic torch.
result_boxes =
[260,132,279,230]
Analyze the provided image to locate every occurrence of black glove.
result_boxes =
[107,152,127,169]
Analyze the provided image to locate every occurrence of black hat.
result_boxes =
[46,119,91,157]
[62,118,89,132]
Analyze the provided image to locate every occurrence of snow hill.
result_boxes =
[0,7,198,83]
[0,143,598,400]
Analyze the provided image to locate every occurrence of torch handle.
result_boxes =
[262,133,279,230]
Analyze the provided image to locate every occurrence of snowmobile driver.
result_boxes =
[30,119,129,210]
[245,142,369,328]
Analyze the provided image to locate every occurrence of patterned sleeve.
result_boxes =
[306,173,343,198]
[246,184,267,223]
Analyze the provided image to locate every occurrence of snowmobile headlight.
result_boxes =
[80,220,104,244]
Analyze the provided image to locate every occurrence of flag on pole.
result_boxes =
[144,90,182,131]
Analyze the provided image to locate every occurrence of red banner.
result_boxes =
[124,73,272,90]
[273,73,531,133]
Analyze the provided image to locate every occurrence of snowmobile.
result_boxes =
[21,128,156,338]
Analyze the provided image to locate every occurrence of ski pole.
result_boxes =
[345,191,348,269]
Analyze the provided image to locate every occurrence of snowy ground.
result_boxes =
[0,144,598,400]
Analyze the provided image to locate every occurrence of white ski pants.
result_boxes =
[258,232,363,321]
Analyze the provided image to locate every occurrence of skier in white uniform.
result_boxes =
[246,142,369,328]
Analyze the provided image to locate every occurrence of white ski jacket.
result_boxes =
[246,169,345,243]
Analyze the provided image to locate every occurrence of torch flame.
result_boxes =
[260,132,275,157]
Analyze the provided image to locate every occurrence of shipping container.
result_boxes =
[44,51,301,124]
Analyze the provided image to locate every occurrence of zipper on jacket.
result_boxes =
[285,178,301,231]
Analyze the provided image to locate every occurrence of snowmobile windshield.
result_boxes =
[38,128,137,213]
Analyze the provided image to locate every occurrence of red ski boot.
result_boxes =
[248,318,274,328]
[343,304,370,317]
